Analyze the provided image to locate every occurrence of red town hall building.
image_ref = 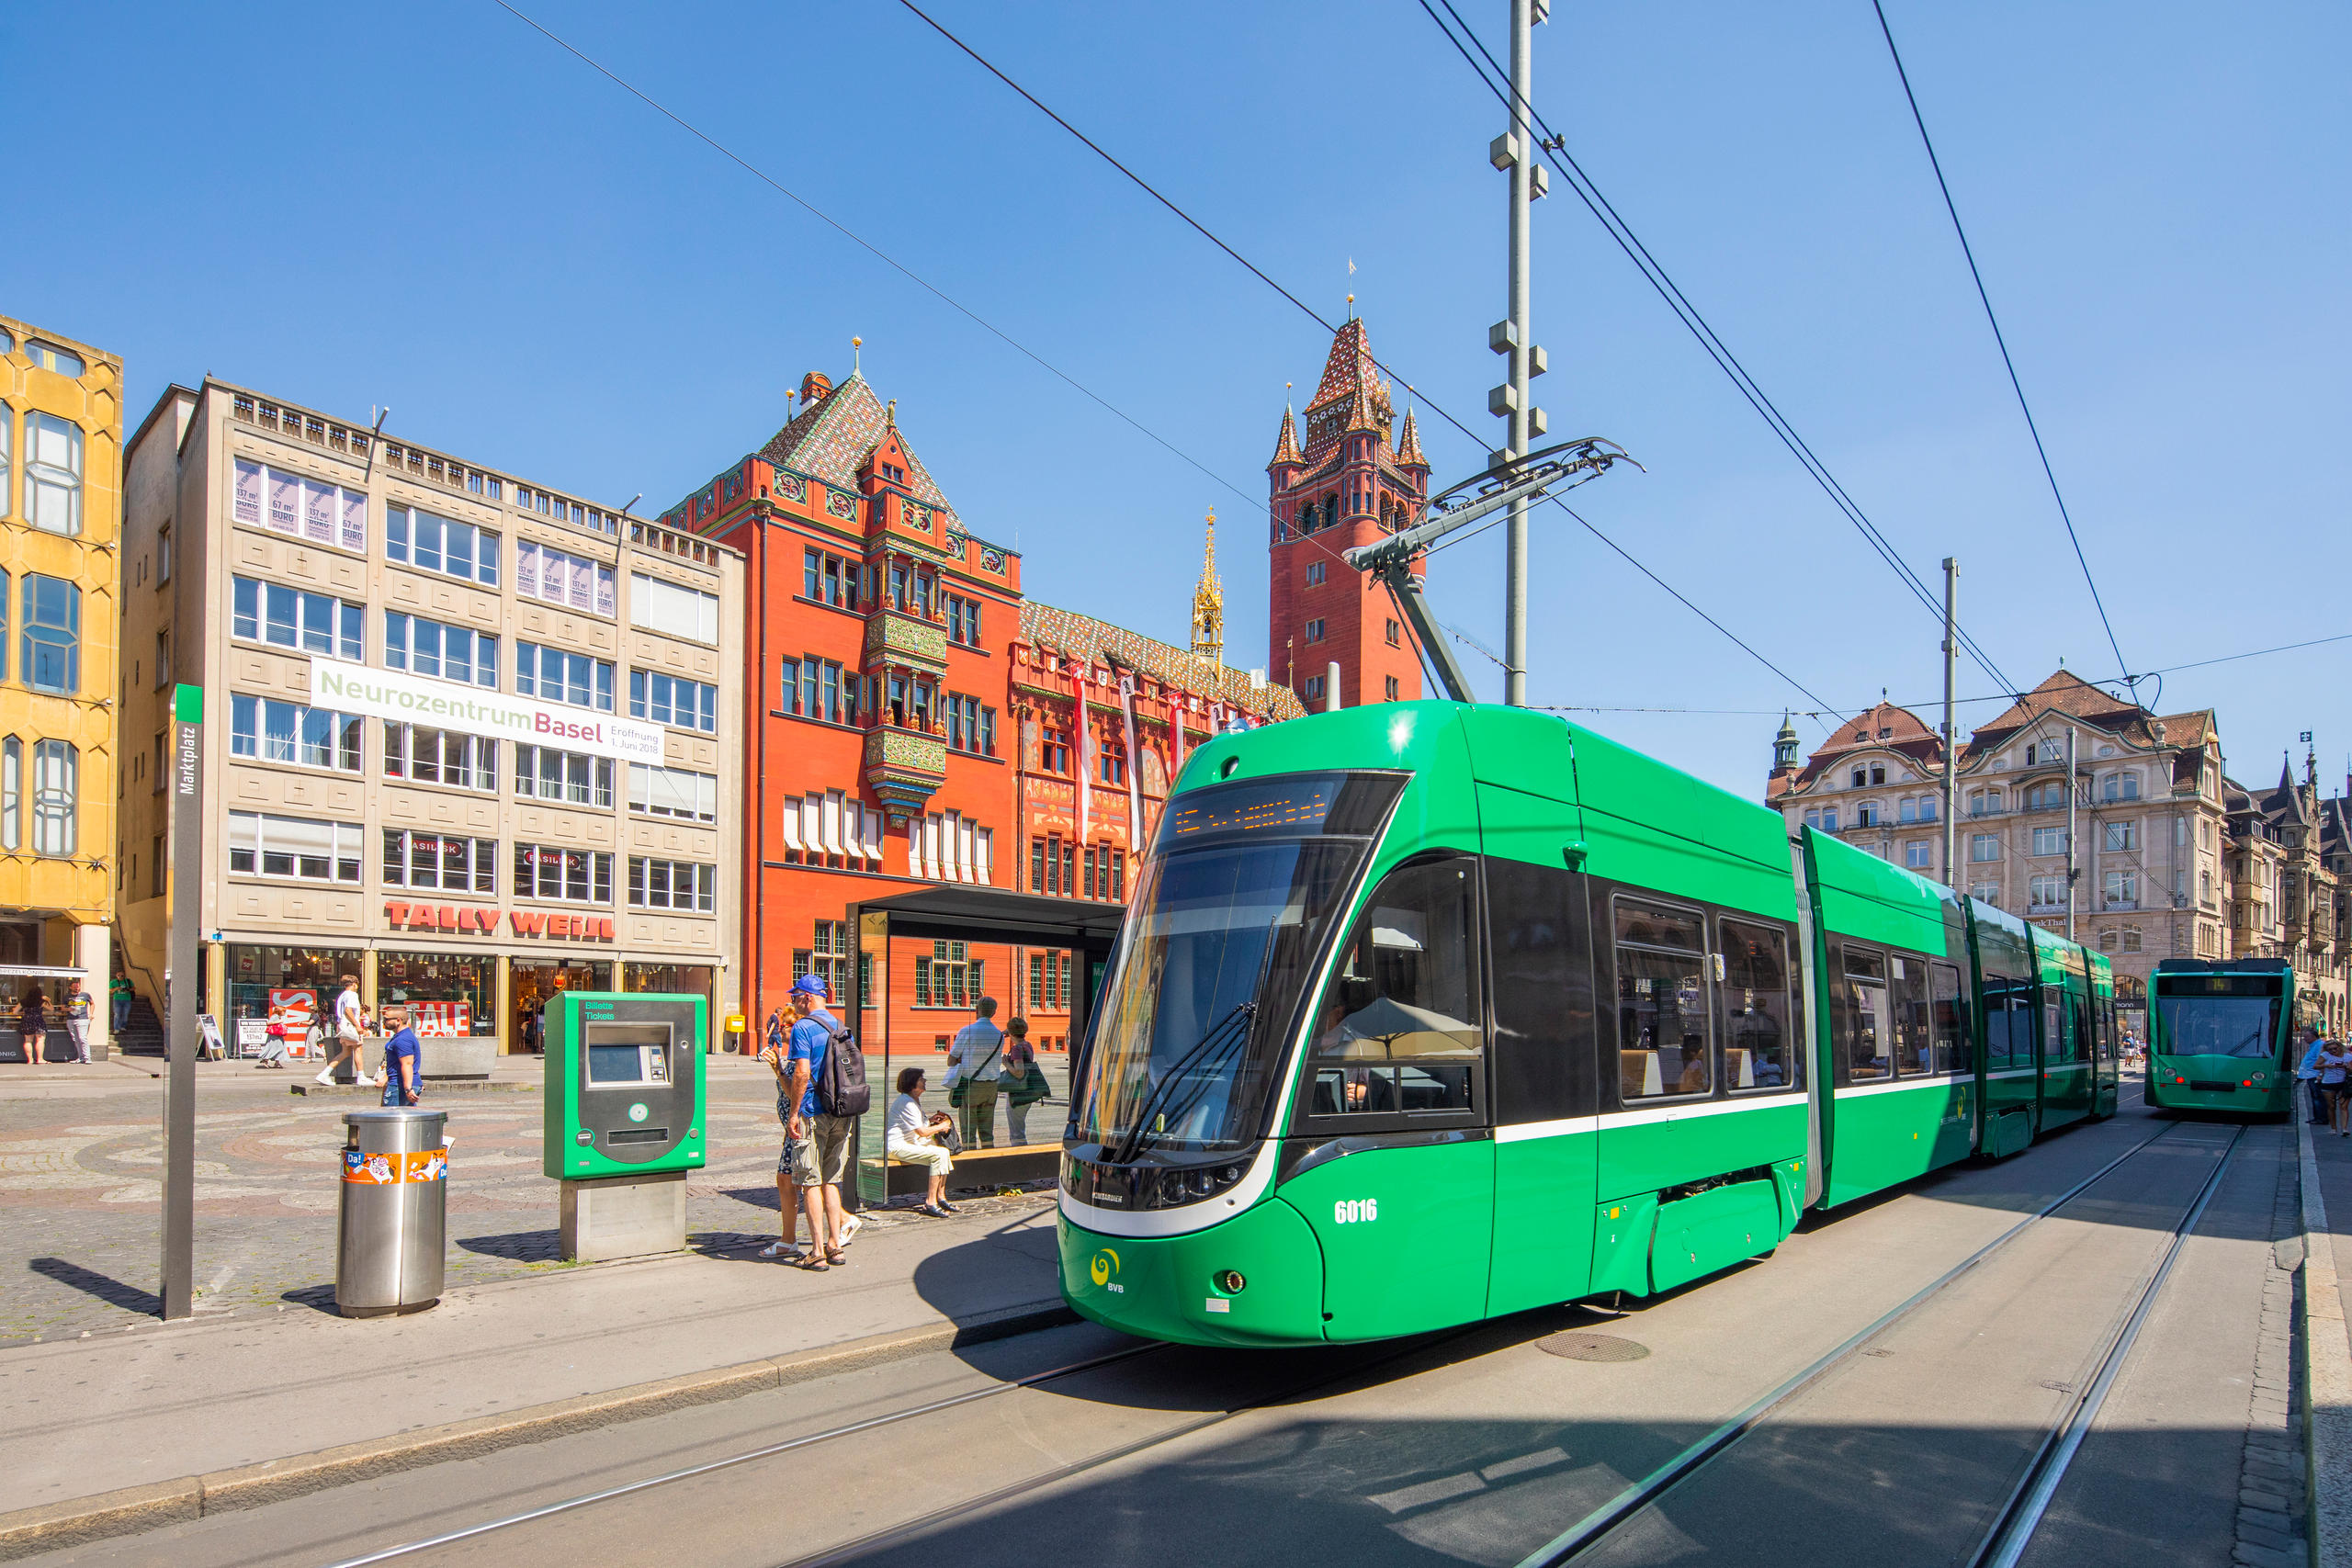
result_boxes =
[1267,318,1431,714]
[665,364,1298,1055]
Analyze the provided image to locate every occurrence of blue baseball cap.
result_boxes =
[791,974,829,999]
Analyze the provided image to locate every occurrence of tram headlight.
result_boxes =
[1159,1169,1188,1205]
[1220,1165,1245,1187]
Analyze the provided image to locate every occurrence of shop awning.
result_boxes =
[0,964,87,979]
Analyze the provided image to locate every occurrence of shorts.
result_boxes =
[791,1113,854,1187]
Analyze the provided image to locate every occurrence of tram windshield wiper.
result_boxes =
[1110,1000,1257,1168]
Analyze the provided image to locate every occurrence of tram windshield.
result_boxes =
[2154,975,2281,1060]
[1071,772,1404,1156]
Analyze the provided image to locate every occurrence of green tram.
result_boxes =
[2143,957,2300,1115]
[1058,703,2120,1348]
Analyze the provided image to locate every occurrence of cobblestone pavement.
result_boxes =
[0,1066,1060,1344]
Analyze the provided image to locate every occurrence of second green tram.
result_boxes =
[1058,702,2120,1348]
[2144,957,2300,1115]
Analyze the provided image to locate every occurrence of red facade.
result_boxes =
[668,367,1297,1055]
[1267,319,1431,713]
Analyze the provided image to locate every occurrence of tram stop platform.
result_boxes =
[0,1189,1067,1554]
[2302,1115,2352,1568]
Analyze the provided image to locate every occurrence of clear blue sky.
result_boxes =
[7,1,2343,796]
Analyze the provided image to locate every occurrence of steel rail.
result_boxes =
[1969,1124,2247,1567]
[1514,1116,2203,1566]
[316,1337,1170,1568]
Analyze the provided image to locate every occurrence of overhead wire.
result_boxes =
[1869,0,2132,689]
[887,0,1840,724]
[1416,0,2021,699]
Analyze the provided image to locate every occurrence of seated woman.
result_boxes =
[886,1066,958,1217]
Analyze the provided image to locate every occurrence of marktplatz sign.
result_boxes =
[311,659,666,763]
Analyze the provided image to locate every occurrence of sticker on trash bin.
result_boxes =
[628,1102,649,1123]
[342,1149,448,1184]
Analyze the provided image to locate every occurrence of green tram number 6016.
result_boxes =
[1058,702,2126,1348]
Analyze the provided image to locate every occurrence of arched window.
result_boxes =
[30,739,73,855]
[1850,768,1867,789]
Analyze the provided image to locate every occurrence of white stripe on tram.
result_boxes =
[1494,1116,1601,1145]
[1834,1077,1967,1100]
[1609,1097,1802,1130]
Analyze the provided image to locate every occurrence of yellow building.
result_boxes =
[0,312,120,1056]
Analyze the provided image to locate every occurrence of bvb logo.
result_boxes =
[1089,1248,1121,1287]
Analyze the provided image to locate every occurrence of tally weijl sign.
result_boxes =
[310,660,666,764]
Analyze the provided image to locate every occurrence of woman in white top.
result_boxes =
[887,1066,957,1216]
[2320,1037,2352,1136]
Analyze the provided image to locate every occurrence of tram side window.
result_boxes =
[1718,919,1794,1092]
[1891,955,1931,1076]
[2044,998,2062,1066]
[2057,989,2082,1065]
[1614,897,1710,1100]
[1487,856,1597,1122]
[1983,977,2030,1068]
[1930,963,1971,1074]
[1306,856,1482,1119]
[1837,946,1892,1081]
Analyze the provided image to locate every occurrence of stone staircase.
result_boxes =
[114,995,164,1057]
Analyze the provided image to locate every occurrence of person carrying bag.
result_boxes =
[1001,1017,1050,1146]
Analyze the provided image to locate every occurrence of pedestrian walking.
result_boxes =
[110,976,132,1032]
[784,975,857,1269]
[1001,1018,1050,1146]
[256,1013,290,1069]
[2298,1032,2330,1126]
[945,997,1005,1150]
[316,974,367,1087]
[380,1005,422,1107]
[886,1066,957,1216]
[17,986,47,1067]
[65,984,94,1064]
[2320,1036,2352,1137]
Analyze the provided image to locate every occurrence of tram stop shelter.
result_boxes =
[842,886,1123,1209]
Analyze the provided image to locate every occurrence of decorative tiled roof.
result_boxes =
[1770,701,1945,800]
[1396,407,1427,468]
[1268,404,1302,468]
[1302,319,1395,458]
[756,372,954,515]
[1021,601,1305,721]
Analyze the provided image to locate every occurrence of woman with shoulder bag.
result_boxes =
[1001,1018,1051,1145]
[887,1067,960,1216]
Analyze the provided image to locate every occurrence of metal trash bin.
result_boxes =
[336,1107,449,1317]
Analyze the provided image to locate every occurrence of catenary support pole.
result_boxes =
[1942,557,1958,885]
[1325,661,1341,713]
[2066,723,2079,943]
[1502,0,1533,706]
[162,684,203,1320]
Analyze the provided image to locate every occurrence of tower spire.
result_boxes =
[1191,509,1225,669]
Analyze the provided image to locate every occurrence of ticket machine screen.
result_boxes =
[585,1024,673,1086]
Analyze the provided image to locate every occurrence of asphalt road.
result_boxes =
[22,1086,2300,1568]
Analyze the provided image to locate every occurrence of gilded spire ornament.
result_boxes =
[1191,509,1225,669]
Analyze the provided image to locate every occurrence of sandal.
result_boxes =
[797,1253,831,1271]
[824,1247,847,1267]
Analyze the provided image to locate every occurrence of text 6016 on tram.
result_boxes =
[1058,701,2119,1348]
[2143,957,2299,1115]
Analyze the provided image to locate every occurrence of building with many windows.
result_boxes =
[119,381,742,1056]
[1770,670,2230,1033]
[2222,751,2344,1033]
[0,312,120,1055]
[667,361,1297,1062]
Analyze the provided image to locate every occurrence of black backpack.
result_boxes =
[815,1017,870,1117]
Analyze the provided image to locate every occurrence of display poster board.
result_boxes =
[235,1019,268,1055]
[409,1000,472,1038]
[269,988,318,1058]
[197,1014,224,1061]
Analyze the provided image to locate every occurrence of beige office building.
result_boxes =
[120,381,743,1057]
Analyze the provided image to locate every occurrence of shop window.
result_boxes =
[383,829,497,894]
[232,812,363,884]
[1306,856,1482,1118]
[233,577,361,660]
[514,843,612,904]
[387,504,499,585]
[377,951,496,1040]
[627,857,716,912]
[231,694,363,773]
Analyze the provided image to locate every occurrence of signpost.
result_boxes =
[163,684,202,1320]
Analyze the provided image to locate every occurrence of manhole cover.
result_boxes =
[1537,1332,1650,1362]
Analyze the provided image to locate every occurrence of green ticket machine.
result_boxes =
[542,992,707,1261]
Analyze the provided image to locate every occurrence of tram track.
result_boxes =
[1512,1118,2243,1567]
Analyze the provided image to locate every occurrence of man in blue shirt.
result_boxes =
[2298,1032,2330,1125]
[380,1006,422,1108]
[783,976,857,1269]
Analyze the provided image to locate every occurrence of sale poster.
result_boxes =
[408,1000,471,1038]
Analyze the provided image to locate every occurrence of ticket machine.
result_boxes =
[542,992,706,1260]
